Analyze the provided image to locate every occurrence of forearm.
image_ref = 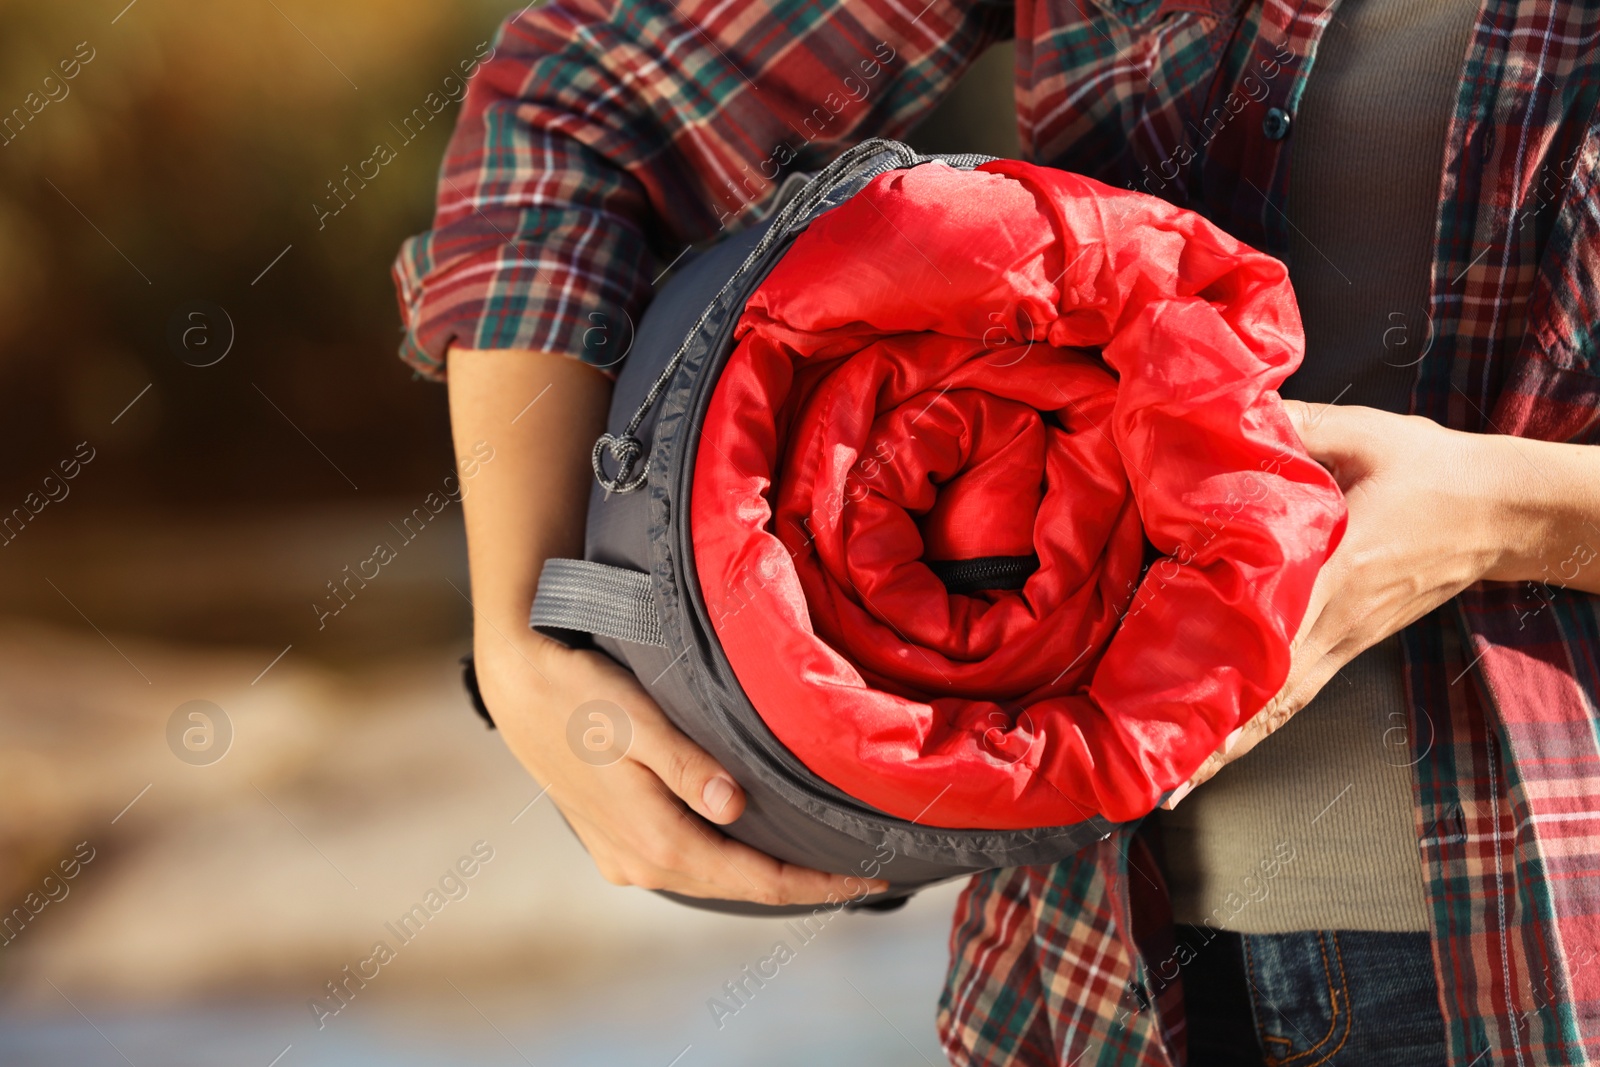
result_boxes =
[446,346,613,648]
[1478,432,1600,594]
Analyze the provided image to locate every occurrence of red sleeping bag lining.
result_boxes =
[690,159,1345,830]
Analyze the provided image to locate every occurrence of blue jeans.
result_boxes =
[1174,923,1448,1066]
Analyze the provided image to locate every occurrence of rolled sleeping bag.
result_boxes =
[488,139,1344,916]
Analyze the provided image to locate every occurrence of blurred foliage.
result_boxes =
[0,0,517,505]
[0,1,1014,511]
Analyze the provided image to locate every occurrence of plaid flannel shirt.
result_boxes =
[393,0,1600,1063]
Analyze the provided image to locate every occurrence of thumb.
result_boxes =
[1279,398,1326,449]
[1273,398,1376,495]
[1279,398,1363,471]
[631,717,747,825]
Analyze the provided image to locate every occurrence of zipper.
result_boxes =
[592,140,997,494]
[919,151,1000,169]
[594,138,921,493]
[671,233,861,814]
[657,141,1092,837]
[926,555,1040,595]
[664,141,962,820]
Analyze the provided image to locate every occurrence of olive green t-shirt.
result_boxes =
[1152,0,1481,934]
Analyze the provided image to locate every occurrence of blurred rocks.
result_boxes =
[0,614,747,999]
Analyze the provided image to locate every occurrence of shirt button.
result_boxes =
[1263,107,1292,140]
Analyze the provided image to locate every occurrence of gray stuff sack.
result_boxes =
[466,139,1121,916]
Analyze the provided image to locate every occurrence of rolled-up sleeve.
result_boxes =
[391,0,1014,380]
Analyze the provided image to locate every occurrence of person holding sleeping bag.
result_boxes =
[394,1,1600,1062]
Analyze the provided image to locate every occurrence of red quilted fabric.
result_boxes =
[690,159,1345,829]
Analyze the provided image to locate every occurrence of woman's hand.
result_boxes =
[448,345,875,905]
[1162,400,1514,807]
[477,628,880,904]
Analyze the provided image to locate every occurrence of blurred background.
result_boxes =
[0,2,1019,1064]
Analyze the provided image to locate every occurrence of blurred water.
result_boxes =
[1,884,959,1067]
[0,610,967,1067]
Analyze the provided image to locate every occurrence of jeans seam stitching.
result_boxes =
[1296,934,1354,1067]
[1271,933,1345,1066]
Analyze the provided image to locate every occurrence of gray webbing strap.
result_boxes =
[529,559,666,648]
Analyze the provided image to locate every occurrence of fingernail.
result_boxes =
[702,776,735,816]
[1163,782,1194,809]
[867,880,890,893]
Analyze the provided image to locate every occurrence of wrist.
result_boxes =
[464,554,566,665]
[474,618,575,679]
[1473,432,1565,584]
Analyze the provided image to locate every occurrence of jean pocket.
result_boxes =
[1244,931,1353,1067]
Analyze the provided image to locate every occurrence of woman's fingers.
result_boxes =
[1281,398,1389,491]
[1264,554,1343,716]
[649,809,888,906]
[1160,725,1244,808]
[574,649,748,825]
[573,770,887,905]
[1280,397,1354,463]
[1161,547,1344,810]
[481,638,874,907]
[627,706,747,826]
